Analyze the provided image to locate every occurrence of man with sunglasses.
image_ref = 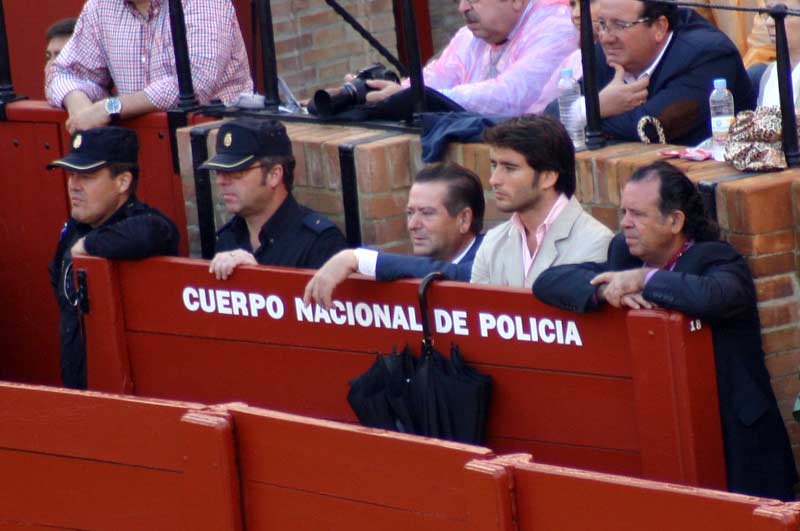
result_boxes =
[201,118,347,279]
[569,0,753,144]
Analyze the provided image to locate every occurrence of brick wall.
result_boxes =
[428,0,463,55]
[270,0,399,101]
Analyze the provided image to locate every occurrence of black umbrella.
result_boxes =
[347,272,492,445]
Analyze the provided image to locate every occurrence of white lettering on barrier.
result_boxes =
[182,287,284,319]
[182,287,582,347]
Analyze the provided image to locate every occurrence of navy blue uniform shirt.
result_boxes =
[215,194,347,269]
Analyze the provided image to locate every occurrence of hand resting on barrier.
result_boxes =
[209,249,257,280]
[303,249,359,310]
[591,268,655,310]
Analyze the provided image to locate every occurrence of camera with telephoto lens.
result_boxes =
[312,63,400,117]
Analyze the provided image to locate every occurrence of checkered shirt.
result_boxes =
[46,0,253,109]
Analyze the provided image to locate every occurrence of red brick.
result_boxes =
[374,215,407,243]
[575,154,596,203]
[462,143,491,185]
[299,10,340,28]
[773,374,800,403]
[727,230,796,257]
[381,241,412,254]
[360,192,408,220]
[747,252,796,278]
[766,350,800,379]
[590,205,620,232]
[756,275,797,302]
[758,299,800,329]
[302,40,364,65]
[355,143,389,193]
[762,326,800,354]
[718,171,800,233]
[276,34,312,55]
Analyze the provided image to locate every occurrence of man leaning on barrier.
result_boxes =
[363,0,577,116]
[533,161,797,501]
[48,126,180,390]
[304,162,486,308]
[565,0,753,145]
[202,118,347,279]
[46,0,253,134]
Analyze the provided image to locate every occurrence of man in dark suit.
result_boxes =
[533,162,797,501]
[570,0,753,145]
[304,162,484,308]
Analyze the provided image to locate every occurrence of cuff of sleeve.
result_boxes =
[643,268,658,285]
[354,248,378,277]
[47,79,107,108]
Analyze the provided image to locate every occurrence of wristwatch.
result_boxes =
[104,97,122,122]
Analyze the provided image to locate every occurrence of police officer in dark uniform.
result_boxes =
[201,118,347,279]
[48,126,180,389]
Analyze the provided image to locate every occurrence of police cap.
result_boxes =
[48,126,138,173]
[199,117,292,172]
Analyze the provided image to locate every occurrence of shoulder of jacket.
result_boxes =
[302,211,338,235]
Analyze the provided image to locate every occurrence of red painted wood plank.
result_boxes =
[228,404,492,519]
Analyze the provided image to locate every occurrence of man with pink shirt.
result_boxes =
[46,0,253,134]
[366,0,577,117]
[471,115,611,287]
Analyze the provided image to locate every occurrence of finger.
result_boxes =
[590,272,612,285]
[366,79,390,89]
[621,294,641,309]
[302,278,316,306]
[610,63,625,83]
[631,293,653,309]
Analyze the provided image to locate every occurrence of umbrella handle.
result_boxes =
[418,271,446,356]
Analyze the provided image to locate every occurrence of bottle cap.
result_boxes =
[713,78,727,90]
[561,68,573,78]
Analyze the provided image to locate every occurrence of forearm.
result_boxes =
[119,91,160,119]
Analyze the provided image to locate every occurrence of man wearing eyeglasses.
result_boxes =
[200,118,347,279]
[364,0,577,117]
[570,0,754,145]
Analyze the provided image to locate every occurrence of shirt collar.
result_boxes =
[623,31,673,83]
[450,236,477,264]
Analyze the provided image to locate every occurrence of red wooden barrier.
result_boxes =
[77,255,727,490]
[465,454,800,531]
[0,101,194,385]
[226,402,493,531]
[1,381,796,531]
[0,382,212,531]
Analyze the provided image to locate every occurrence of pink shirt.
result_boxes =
[510,193,569,277]
[419,0,576,116]
[46,0,253,109]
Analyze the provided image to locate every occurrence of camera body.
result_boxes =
[312,63,400,117]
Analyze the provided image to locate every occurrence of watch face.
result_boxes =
[105,98,122,115]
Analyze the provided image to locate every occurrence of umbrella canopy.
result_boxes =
[347,272,492,444]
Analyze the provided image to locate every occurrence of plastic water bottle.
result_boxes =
[557,69,586,151]
[709,78,735,160]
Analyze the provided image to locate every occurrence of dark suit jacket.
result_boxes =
[375,234,484,282]
[533,234,797,500]
[595,9,754,145]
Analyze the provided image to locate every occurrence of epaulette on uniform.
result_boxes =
[303,212,336,234]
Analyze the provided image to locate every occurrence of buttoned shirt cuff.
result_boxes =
[354,248,378,277]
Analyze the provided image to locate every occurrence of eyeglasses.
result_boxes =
[593,17,652,35]
[217,164,265,180]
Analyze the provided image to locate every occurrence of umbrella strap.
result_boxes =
[418,271,446,355]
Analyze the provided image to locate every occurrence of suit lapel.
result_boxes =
[527,197,582,283]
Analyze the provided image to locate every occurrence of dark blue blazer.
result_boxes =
[375,234,485,282]
[533,234,797,500]
[595,9,754,145]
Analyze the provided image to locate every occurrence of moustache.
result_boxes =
[464,13,479,23]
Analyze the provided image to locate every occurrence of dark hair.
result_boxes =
[483,115,576,198]
[108,162,139,196]
[640,0,678,30]
[46,17,77,41]
[259,155,296,191]
[629,161,719,241]
[414,162,485,234]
